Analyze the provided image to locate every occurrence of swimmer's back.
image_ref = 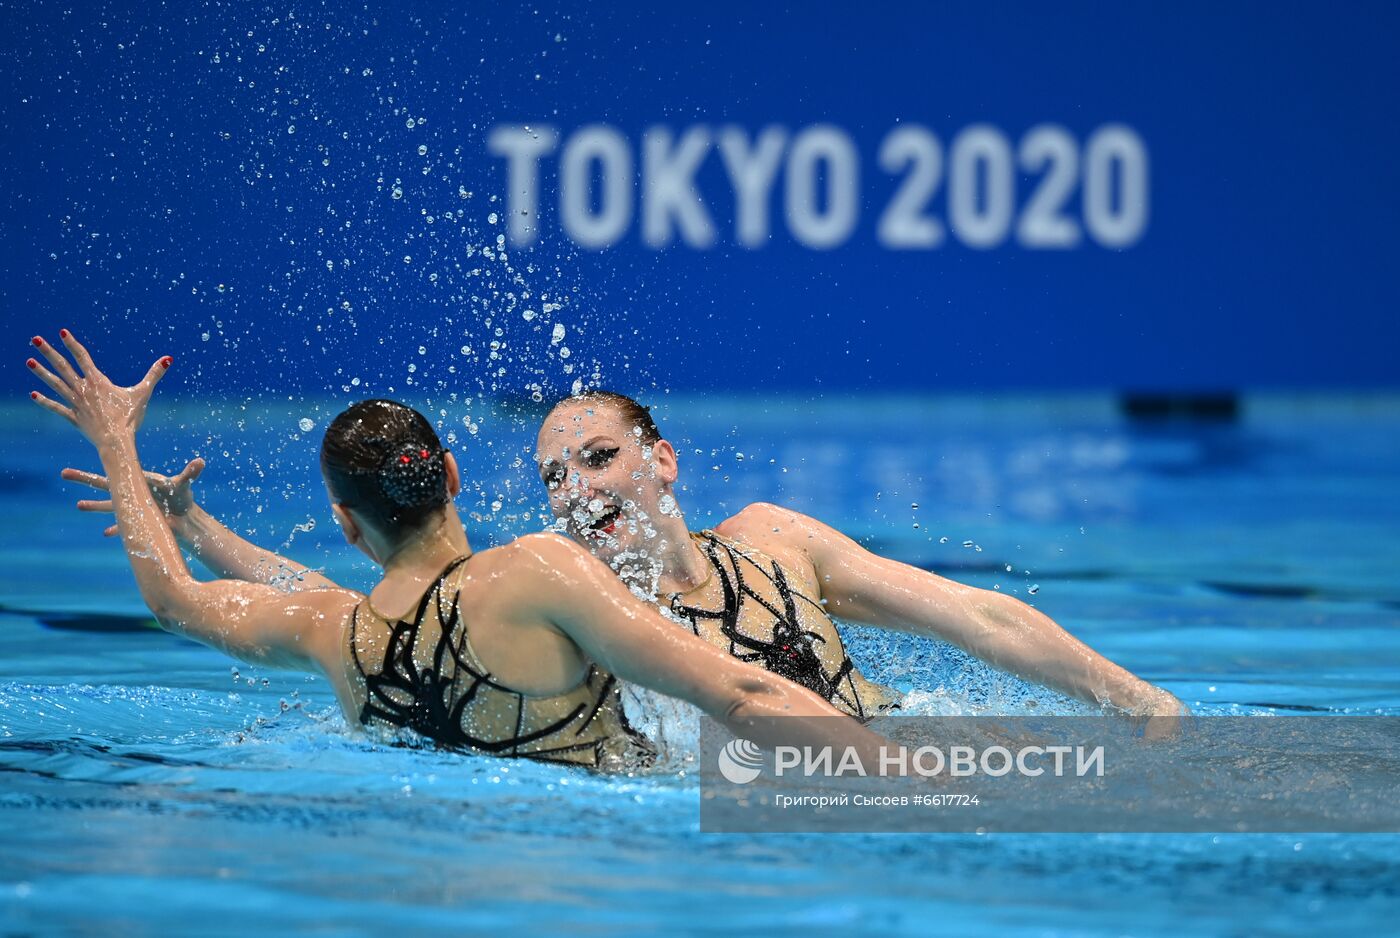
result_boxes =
[336,536,653,768]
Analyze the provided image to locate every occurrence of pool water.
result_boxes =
[2,394,1398,934]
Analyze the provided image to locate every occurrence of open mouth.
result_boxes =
[585,505,622,537]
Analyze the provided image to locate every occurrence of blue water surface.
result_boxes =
[1,394,1398,935]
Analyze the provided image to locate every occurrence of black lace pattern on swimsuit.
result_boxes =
[349,556,648,767]
[669,532,884,721]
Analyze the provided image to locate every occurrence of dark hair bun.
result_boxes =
[322,399,450,536]
[378,441,446,508]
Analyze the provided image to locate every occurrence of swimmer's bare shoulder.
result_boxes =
[713,501,828,580]
[459,532,596,621]
[445,533,594,694]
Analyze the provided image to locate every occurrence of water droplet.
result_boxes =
[298,417,315,433]
[910,502,919,509]
[1027,584,1040,595]
[962,540,975,548]
[287,125,295,134]
[487,212,499,224]
[391,187,403,200]
[551,323,566,344]
[417,144,428,156]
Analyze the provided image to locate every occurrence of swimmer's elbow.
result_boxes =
[141,575,204,626]
[719,673,790,726]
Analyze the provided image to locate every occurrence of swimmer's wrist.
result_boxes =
[169,503,210,540]
[93,430,138,457]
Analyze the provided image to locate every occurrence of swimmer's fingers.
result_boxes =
[64,470,119,535]
[29,390,75,424]
[58,329,99,379]
[30,336,80,388]
[135,356,172,402]
[61,468,115,512]
[26,357,75,402]
[60,467,110,493]
[174,457,205,487]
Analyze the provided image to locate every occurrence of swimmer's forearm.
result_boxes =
[173,505,336,590]
[94,437,357,669]
[790,508,1182,715]
[518,533,902,765]
[965,592,1180,715]
[723,682,902,770]
[847,568,1173,713]
[94,434,202,623]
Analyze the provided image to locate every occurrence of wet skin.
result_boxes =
[535,399,903,718]
[534,397,1189,733]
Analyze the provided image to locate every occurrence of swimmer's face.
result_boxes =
[534,400,679,561]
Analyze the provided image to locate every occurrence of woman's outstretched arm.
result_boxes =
[507,532,904,767]
[28,331,356,670]
[720,502,1186,729]
[61,459,339,591]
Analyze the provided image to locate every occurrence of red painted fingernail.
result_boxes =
[31,337,42,347]
[30,391,39,400]
[59,329,69,339]
[27,358,37,369]
[161,356,172,368]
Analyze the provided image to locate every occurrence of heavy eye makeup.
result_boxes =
[581,446,619,469]
[539,459,565,489]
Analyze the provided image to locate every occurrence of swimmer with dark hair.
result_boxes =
[534,391,1187,734]
[28,331,899,771]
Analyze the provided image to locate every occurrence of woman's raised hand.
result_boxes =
[62,457,206,537]
[26,330,170,447]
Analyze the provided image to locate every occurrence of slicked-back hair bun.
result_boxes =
[321,399,449,537]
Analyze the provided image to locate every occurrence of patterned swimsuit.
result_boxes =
[346,555,654,769]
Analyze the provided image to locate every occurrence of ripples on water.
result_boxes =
[5,0,1398,929]
[4,396,1400,932]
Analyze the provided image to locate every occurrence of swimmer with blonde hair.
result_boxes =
[534,390,1187,732]
[28,331,897,770]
